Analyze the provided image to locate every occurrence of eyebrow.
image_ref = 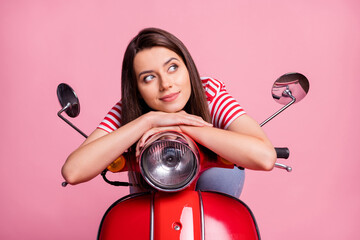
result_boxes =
[138,57,179,78]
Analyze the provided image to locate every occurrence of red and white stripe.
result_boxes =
[201,77,220,102]
[204,77,245,129]
[97,102,122,133]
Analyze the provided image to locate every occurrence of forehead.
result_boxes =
[133,47,183,72]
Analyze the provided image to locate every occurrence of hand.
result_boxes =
[136,126,182,158]
[145,111,212,129]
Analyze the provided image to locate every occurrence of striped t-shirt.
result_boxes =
[98,77,245,133]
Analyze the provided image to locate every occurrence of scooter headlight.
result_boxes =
[139,131,199,192]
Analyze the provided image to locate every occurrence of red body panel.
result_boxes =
[154,191,202,240]
[98,193,151,240]
[202,192,259,240]
[98,191,259,240]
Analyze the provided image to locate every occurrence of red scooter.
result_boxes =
[57,72,309,240]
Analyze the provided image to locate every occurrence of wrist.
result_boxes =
[141,111,156,129]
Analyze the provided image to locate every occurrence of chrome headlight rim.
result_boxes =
[138,131,200,192]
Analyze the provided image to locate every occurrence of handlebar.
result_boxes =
[275,147,290,159]
[274,147,292,172]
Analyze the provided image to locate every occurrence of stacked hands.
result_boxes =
[135,111,213,157]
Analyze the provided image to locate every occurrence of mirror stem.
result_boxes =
[57,103,88,138]
[260,89,296,127]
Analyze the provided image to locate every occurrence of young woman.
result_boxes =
[62,28,276,197]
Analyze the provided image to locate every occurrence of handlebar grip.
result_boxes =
[275,147,290,159]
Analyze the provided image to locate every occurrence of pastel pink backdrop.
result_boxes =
[1,0,359,239]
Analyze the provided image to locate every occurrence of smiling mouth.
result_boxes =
[159,92,180,102]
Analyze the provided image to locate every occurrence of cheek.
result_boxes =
[139,90,150,101]
[138,87,156,105]
[137,86,146,99]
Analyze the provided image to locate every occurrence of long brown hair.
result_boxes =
[120,28,211,190]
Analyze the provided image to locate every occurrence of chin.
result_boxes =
[162,105,186,113]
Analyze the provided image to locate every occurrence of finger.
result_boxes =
[178,112,213,126]
[142,128,158,143]
[135,147,140,158]
[139,128,160,149]
[135,136,149,157]
[136,129,156,157]
[179,114,212,127]
[150,111,211,128]
[135,139,142,157]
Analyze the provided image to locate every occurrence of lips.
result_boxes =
[159,92,180,102]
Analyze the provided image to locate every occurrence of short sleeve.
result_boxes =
[202,77,246,129]
[97,101,122,133]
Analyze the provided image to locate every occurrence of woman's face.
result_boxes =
[133,47,191,113]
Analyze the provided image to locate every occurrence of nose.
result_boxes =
[159,76,173,91]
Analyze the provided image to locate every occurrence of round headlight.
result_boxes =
[139,132,199,192]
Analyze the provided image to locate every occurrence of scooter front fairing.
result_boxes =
[98,190,259,240]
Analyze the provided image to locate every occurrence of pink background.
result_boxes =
[1,0,359,239]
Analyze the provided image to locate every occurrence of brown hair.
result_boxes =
[120,28,211,190]
[121,27,211,126]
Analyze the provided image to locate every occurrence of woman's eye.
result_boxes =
[168,64,178,72]
[143,75,155,83]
